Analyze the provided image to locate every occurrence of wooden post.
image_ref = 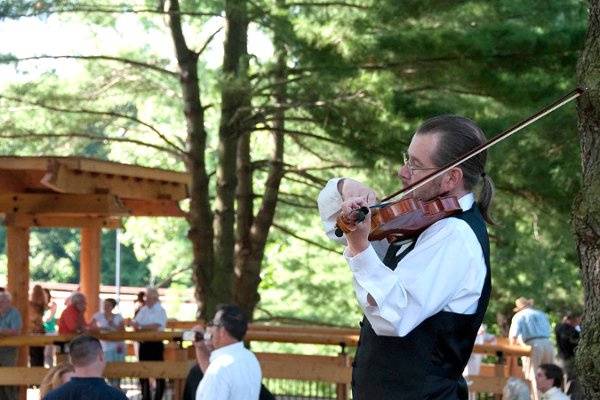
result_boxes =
[6,224,30,400]
[80,227,102,322]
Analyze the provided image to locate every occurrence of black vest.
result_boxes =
[351,205,491,400]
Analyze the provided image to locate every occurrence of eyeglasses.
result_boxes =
[207,321,223,328]
[402,152,438,177]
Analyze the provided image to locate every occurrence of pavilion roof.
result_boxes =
[0,156,189,228]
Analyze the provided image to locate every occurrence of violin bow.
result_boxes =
[380,88,585,204]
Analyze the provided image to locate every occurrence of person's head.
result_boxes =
[68,335,105,372]
[43,288,53,304]
[399,115,494,223]
[70,292,87,313]
[207,304,248,349]
[513,297,534,313]
[145,287,159,307]
[0,291,12,314]
[136,291,146,303]
[39,362,75,398]
[103,298,117,314]
[536,364,564,393]
[30,284,46,305]
[563,311,582,326]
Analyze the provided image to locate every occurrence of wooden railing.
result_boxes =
[0,324,530,399]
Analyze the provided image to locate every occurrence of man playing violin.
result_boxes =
[318,115,494,400]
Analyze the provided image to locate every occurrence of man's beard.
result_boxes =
[413,178,443,202]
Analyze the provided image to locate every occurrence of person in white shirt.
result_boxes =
[536,364,570,400]
[129,287,167,400]
[317,115,495,400]
[194,304,261,400]
[91,298,125,388]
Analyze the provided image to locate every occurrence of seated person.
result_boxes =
[39,363,75,398]
[42,335,127,400]
[536,364,570,400]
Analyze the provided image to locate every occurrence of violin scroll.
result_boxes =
[335,206,370,237]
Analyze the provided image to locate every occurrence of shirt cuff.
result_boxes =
[318,178,346,242]
[344,245,398,308]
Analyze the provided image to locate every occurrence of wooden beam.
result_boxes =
[6,226,30,380]
[468,376,506,394]
[41,160,188,201]
[0,156,190,185]
[257,353,351,383]
[0,193,129,216]
[81,227,102,321]
[4,214,122,229]
[121,198,186,217]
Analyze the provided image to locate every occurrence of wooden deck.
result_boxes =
[0,324,530,399]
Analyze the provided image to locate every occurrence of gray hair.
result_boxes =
[145,287,159,299]
[70,292,86,305]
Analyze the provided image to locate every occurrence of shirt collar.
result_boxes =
[542,387,562,399]
[458,192,475,211]
[209,341,244,362]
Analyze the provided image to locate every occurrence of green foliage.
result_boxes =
[0,0,588,332]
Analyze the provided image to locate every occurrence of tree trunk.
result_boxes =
[574,2,600,398]
[234,9,287,319]
[210,0,250,315]
[167,0,214,318]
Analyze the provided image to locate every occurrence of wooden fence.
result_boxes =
[0,323,530,399]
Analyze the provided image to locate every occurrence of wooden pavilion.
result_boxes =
[0,156,189,327]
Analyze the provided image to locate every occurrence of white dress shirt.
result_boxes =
[196,341,262,400]
[133,303,167,330]
[92,311,124,352]
[318,178,487,337]
[541,387,570,400]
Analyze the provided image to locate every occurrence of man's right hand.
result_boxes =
[338,178,377,204]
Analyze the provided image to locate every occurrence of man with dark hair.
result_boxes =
[318,115,494,399]
[43,335,127,400]
[555,311,580,376]
[536,364,570,400]
[193,304,262,400]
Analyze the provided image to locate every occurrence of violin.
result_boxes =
[336,195,462,242]
[334,88,584,242]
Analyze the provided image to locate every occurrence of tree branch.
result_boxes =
[0,95,186,154]
[254,126,341,145]
[196,28,223,56]
[287,50,579,74]
[0,131,183,158]
[272,223,340,254]
[3,5,220,19]
[3,55,178,77]
[284,1,369,9]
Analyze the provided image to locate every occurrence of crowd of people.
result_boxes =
[0,281,586,400]
[0,286,269,400]
[504,297,582,400]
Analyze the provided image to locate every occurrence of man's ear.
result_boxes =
[443,167,463,192]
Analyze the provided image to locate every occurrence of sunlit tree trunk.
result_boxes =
[210,0,251,315]
[167,0,214,318]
